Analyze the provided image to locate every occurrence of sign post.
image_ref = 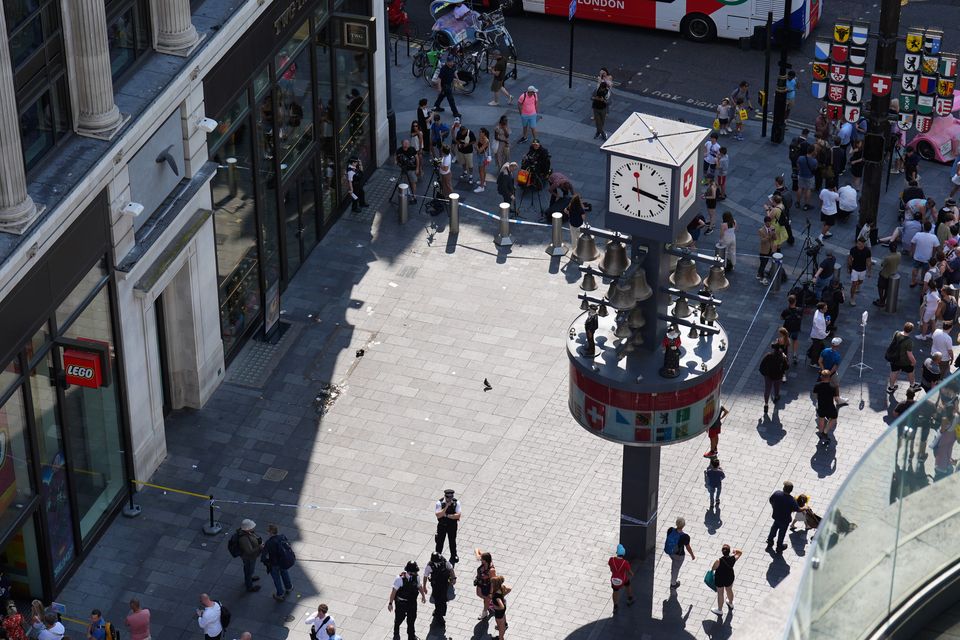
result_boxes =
[568,0,576,89]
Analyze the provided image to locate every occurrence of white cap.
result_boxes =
[831,337,842,346]
[527,85,538,92]
[241,519,256,531]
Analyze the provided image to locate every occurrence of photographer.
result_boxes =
[395,139,420,204]
[520,139,551,190]
[434,489,461,563]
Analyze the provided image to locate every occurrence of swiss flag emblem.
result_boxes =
[584,396,606,430]
[682,165,694,198]
[870,74,891,97]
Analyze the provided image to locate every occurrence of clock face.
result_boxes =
[609,160,672,224]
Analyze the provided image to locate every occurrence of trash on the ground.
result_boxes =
[315,383,344,416]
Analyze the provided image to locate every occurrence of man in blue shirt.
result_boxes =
[785,70,797,118]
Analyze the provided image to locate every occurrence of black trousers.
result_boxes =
[433,86,459,117]
[878,274,890,305]
[432,585,449,619]
[394,599,417,639]
[768,519,789,548]
[435,520,457,560]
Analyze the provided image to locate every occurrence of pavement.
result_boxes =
[55,58,958,640]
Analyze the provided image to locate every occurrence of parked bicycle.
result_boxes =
[415,41,480,95]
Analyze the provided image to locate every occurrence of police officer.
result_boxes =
[388,561,426,640]
[422,552,455,625]
[434,489,461,564]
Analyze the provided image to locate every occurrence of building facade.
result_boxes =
[0,0,388,600]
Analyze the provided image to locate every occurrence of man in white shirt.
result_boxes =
[435,489,461,563]
[702,133,720,182]
[306,604,335,638]
[38,613,66,640]
[196,594,222,640]
[808,302,830,367]
[837,183,858,223]
[910,221,940,287]
[931,324,954,374]
[818,183,840,242]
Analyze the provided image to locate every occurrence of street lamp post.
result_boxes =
[770,0,792,144]
[858,0,904,234]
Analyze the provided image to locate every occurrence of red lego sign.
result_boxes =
[63,349,103,388]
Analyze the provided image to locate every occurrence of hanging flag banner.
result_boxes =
[906,30,924,53]
[924,29,943,55]
[848,66,865,85]
[827,102,843,121]
[897,113,914,130]
[938,77,956,97]
[935,95,955,116]
[902,73,918,92]
[917,94,935,114]
[851,21,869,45]
[922,55,940,75]
[844,103,861,123]
[900,93,917,112]
[849,45,867,65]
[915,114,933,133]
[904,53,921,73]
[919,75,938,95]
[870,74,892,97]
[834,21,851,43]
[831,44,849,63]
[812,62,829,82]
[828,83,845,102]
[814,39,831,61]
[830,64,848,82]
[938,54,958,79]
[811,80,827,99]
[846,84,864,104]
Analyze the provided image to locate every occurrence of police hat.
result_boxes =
[405,561,420,574]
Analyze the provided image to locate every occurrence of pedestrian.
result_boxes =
[37,614,64,640]
[306,604,335,639]
[814,138,832,193]
[410,120,424,158]
[396,139,420,203]
[28,601,44,638]
[591,82,609,141]
[716,98,734,136]
[320,625,341,640]
[847,237,872,306]
[920,282,943,340]
[665,517,695,589]
[703,405,728,458]
[874,243,902,308]
[489,576,510,640]
[838,181,858,225]
[493,115,510,170]
[488,50,512,106]
[818,181,840,242]
[819,337,848,403]
[702,178,718,233]
[474,128,491,193]
[423,552,455,625]
[432,56,461,118]
[932,322,954,371]
[910,221,940,288]
[716,147,729,199]
[438,144,453,197]
[830,135,847,180]
[454,119,476,184]
[4,603,25,640]
[607,544,635,613]
[797,147,818,211]
[417,99,431,156]
[346,158,368,212]
[951,156,960,198]
[933,415,958,480]
[808,302,829,367]
[566,194,586,251]
[789,128,811,192]
[766,481,799,553]
[904,146,919,183]
[757,215,777,285]
[474,549,497,619]
[125,600,150,640]
[823,278,845,335]
[196,594,222,640]
[704,456,725,508]
[239,634,253,640]
[813,367,841,446]
[813,251,837,301]
[921,352,943,392]
[86,610,107,640]
[887,322,920,395]
[516,86,539,143]
[719,211,737,272]
[702,133,720,183]
[785,70,797,117]
[547,171,574,206]
[497,162,518,214]
[261,524,295,602]
[923,258,946,297]
[781,294,803,364]
[434,489,461,563]
[759,343,788,413]
[709,545,742,616]
[763,194,788,255]
[388,561,425,640]
[687,212,706,249]
[428,113,449,159]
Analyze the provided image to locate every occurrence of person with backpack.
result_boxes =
[86,610,107,640]
[887,322,919,396]
[665,517,695,589]
[38,613,65,640]
[196,594,223,640]
[261,524,295,602]
[516,86,540,144]
[767,482,799,553]
[772,175,795,245]
[788,129,810,192]
[228,519,263,593]
[607,544,634,613]
[591,82,609,141]
[388,561,426,640]
[423,552,455,625]
[780,294,803,364]
[305,604,334,640]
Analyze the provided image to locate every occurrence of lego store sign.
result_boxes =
[63,349,103,388]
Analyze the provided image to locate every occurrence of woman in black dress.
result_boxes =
[711,544,743,616]
[490,575,511,639]
[475,549,497,620]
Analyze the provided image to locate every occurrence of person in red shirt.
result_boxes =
[608,544,635,613]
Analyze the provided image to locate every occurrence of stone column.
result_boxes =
[151,0,202,56]
[62,0,127,138]
[0,1,41,233]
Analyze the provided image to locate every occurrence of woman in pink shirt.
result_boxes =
[125,599,151,640]
[517,86,540,144]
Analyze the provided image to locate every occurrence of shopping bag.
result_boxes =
[713,118,721,130]
[704,569,717,592]
[517,169,531,186]
[738,108,749,121]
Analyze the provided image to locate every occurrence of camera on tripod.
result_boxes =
[430,157,442,168]
[805,241,822,258]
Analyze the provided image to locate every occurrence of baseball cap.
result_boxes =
[616,544,626,557]
[527,85,538,92]
[831,337,842,346]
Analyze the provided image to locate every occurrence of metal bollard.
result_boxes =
[203,495,222,535]
[449,192,460,234]
[885,273,901,313]
[226,157,238,197]
[546,211,567,256]
[714,242,727,266]
[771,252,784,293]
[399,183,409,224]
[495,202,513,246]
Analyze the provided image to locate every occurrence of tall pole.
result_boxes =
[568,11,575,88]
[770,0,793,144]
[762,11,773,138]
[858,0,903,233]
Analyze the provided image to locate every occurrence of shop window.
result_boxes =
[313,4,329,29]
[0,387,35,539]
[105,0,151,79]
[0,515,42,598]
[315,27,336,222]
[210,119,262,357]
[275,20,310,71]
[19,75,70,171]
[335,48,371,177]
[61,286,125,542]
[0,360,19,400]
[276,39,314,175]
[54,261,109,333]
[28,353,75,582]
[253,66,270,101]
[256,93,282,290]
[207,92,249,152]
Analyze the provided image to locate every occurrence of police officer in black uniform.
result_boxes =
[422,552,455,625]
[434,489,461,564]
[388,561,426,640]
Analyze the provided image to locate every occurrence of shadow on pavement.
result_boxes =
[765,552,791,588]
[704,506,723,534]
[756,413,786,446]
[810,441,838,477]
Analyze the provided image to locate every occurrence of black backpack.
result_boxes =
[884,334,904,363]
[215,601,231,629]
[788,137,807,164]
[227,530,241,558]
[275,535,296,570]
[429,561,451,590]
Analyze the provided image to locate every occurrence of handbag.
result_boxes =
[517,169,531,186]
[738,108,749,121]
[713,118,721,130]
[704,569,717,592]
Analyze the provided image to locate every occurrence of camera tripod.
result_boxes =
[388,164,415,205]
[786,219,823,306]
[418,162,444,217]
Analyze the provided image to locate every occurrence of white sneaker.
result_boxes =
[711,607,723,616]
[473,185,485,193]
[727,602,734,611]
[487,101,499,106]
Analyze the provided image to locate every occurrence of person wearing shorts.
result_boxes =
[703,405,729,458]
[847,237,872,306]
[818,182,840,242]
[887,323,919,395]
[813,369,839,446]
[517,86,539,143]
[796,148,818,211]
[608,544,634,613]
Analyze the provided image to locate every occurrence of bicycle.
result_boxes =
[421,44,480,95]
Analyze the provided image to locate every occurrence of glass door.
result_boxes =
[300,164,318,257]
[282,186,303,278]
[282,164,320,281]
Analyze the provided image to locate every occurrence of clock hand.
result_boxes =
[630,186,666,204]
[634,174,641,202]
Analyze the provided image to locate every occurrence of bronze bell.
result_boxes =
[674,228,694,247]
[599,240,629,277]
[627,306,646,329]
[671,297,692,318]
[631,269,653,302]
[580,271,598,292]
[608,279,636,311]
[703,303,719,324]
[580,297,590,311]
[598,303,609,317]
[670,258,702,290]
[705,264,730,291]
[574,233,600,262]
[614,314,632,338]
